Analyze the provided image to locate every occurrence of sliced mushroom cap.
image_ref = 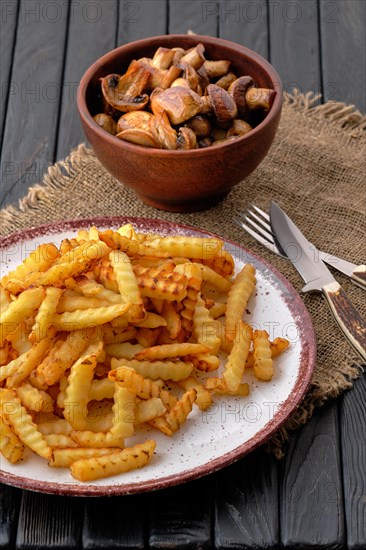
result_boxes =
[171,47,186,65]
[139,57,181,90]
[116,111,153,133]
[176,61,200,92]
[203,60,231,79]
[149,111,177,150]
[245,87,276,111]
[185,115,212,138]
[177,127,197,150]
[180,44,206,69]
[116,128,161,148]
[206,84,238,127]
[215,72,238,90]
[228,76,255,116]
[150,86,202,125]
[226,119,253,138]
[93,113,117,135]
[100,62,150,112]
[198,137,213,148]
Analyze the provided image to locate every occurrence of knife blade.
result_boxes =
[270,201,366,362]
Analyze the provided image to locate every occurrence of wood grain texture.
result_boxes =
[269,0,321,96]
[280,401,345,549]
[0,484,22,550]
[340,375,366,550]
[214,448,278,550]
[118,0,168,44]
[55,0,118,161]
[0,0,68,208]
[148,477,212,549]
[0,0,19,150]
[168,0,218,35]
[218,0,269,58]
[82,495,146,549]
[320,0,366,110]
[15,491,83,549]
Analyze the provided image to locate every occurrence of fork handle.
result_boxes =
[322,281,366,362]
[351,265,366,289]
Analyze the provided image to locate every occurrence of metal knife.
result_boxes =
[314,253,366,289]
[270,201,366,362]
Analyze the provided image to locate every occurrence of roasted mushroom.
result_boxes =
[226,119,253,138]
[150,86,202,125]
[203,84,238,127]
[180,44,206,69]
[139,57,181,90]
[116,111,153,133]
[203,60,231,79]
[93,113,117,135]
[116,128,161,148]
[215,72,238,90]
[171,78,191,88]
[228,76,254,117]
[149,111,178,150]
[151,47,175,70]
[177,61,201,93]
[177,127,197,150]
[185,115,212,138]
[100,62,150,112]
[245,87,276,111]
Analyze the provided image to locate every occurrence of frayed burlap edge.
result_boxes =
[0,93,365,459]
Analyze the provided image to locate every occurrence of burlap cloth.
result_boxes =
[1,92,365,457]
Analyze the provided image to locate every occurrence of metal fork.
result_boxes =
[234,204,366,289]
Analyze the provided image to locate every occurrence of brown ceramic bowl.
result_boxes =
[77,34,282,212]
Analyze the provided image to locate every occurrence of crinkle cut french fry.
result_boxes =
[51,302,131,331]
[165,389,197,433]
[188,353,220,372]
[110,358,193,381]
[16,383,54,413]
[129,312,167,328]
[133,342,209,361]
[205,377,249,396]
[5,338,53,388]
[0,341,9,366]
[0,288,44,345]
[223,321,252,392]
[1,389,52,460]
[63,341,103,430]
[70,430,124,448]
[0,287,12,315]
[193,294,221,354]
[56,294,111,312]
[69,439,156,482]
[143,236,223,260]
[1,243,60,291]
[50,447,119,468]
[161,301,181,339]
[98,229,168,258]
[199,249,235,278]
[116,223,139,241]
[109,250,143,309]
[101,324,136,345]
[135,327,161,348]
[108,365,177,409]
[55,239,110,265]
[225,263,256,342]
[0,414,25,464]
[89,378,116,400]
[110,384,135,438]
[209,302,227,319]
[43,434,78,448]
[30,287,62,342]
[179,377,212,411]
[37,419,72,435]
[76,278,122,303]
[253,330,274,381]
[174,263,202,337]
[137,271,188,302]
[193,263,232,292]
[37,329,91,386]
[245,337,289,367]
[105,342,145,360]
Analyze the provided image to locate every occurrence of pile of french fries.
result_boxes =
[0,224,289,482]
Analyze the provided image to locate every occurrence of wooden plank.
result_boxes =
[0,484,22,550]
[169,0,218,36]
[320,0,366,110]
[218,0,269,58]
[55,0,118,161]
[268,0,321,96]
[118,0,167,44]
[82,495,146,549]
[148,477,212,549]
[280,401,345,548]
[340,375,366,550]
[214,449,278,549]
[0,0,19,149]
[15,492,83,549]
[0,0,69,208]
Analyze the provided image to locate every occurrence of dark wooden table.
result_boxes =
[1,1,365,548]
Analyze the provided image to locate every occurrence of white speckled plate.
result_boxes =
[0,217,316,496]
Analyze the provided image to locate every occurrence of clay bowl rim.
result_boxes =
[77,33,283,157]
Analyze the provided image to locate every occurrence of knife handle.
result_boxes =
[323,281,366,362]
[351,265,366,289]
